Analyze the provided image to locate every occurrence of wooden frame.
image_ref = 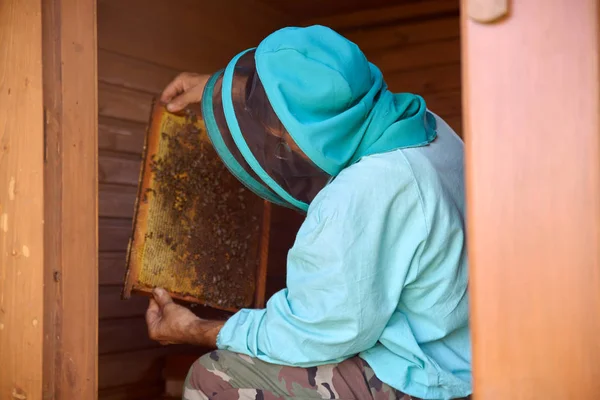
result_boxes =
[1,0,98,398]
[462,0,600,397]
[254,200,271,308]
[123,103,270,312]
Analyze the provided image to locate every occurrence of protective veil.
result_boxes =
[201,25,437,212]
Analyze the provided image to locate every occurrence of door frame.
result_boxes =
[0,0,99,398]
[462,0,600,397]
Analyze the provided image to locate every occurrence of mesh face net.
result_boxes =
[205,50,330,210]
[207,73,286,206]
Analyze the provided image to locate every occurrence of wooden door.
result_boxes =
[0,0,98,399]
[462,0,600,398]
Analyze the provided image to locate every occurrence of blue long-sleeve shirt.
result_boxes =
[217,115,471,400]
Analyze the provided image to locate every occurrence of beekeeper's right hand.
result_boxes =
[161,72,210,113]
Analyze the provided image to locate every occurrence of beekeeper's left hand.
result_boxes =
[145,288,223,347]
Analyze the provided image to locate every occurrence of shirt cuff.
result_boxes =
[216,308,266,356]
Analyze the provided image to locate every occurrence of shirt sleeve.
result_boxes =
[216,159,428,366]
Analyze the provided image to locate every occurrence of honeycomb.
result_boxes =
[123,102,266,312]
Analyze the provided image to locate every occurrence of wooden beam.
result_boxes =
[385,63,461,95]
[304,0,459,31]
[367,38,461,74]
[0,1,45,399]
[343,16,460,52]
[462,0,600,397]
[42,0,98,398]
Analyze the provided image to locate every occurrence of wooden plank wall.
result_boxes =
[96,1,289,398]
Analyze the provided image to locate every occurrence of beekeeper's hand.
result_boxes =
[146,288,224,347]
[161,72,210,113]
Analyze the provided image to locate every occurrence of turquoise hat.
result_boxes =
[201,25,437,212]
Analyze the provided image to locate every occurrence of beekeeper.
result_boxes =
[145,25,471,400]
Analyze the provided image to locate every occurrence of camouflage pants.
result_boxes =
[183,350,468,400]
